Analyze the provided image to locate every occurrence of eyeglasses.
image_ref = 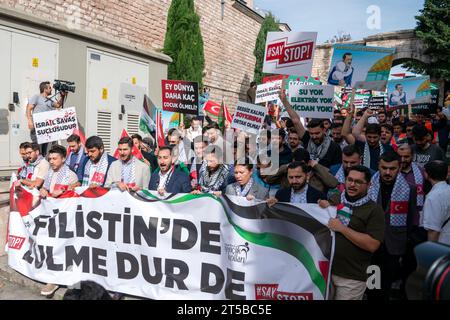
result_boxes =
[346,177,368,187]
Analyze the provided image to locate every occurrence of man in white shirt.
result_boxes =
[183,117,203,142]
[105,137,150,191]
[422,160,450,245]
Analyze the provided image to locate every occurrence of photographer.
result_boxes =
[26,81,68,156]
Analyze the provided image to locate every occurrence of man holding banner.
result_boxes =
[75,136,117,188]
[324,165,385,300]
[105,137,150,191]
[40,145,78,198]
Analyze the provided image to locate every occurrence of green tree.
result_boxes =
[163,0,205,87]
[404,0,450,80]
[253,13,280,84]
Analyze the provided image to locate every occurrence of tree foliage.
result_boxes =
[404,0,450,80]
[253,13,280,84]
[163,0,205,87]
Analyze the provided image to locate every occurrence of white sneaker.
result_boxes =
[41,283,59,296]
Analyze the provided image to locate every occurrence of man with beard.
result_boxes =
[17,142,30,179]
[105,137,150,191]
[65,134,86,174]
[75,136,116,188]
[287,129,301,152]
[367,151,417,300]
[148,146,191,195]
[193,145,230,196]
[330,144,363,193]
[331,122,348,150]
[344,108,393,171]
[297,119,342,167]
[203,123,233,165]
[279,92,341,167]
[267,161,327,206]
[377,110,387,124]
[17,142,49,189]
[321,165,384,300]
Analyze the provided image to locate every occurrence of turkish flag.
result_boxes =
[113,129,144,160]
[390,201,408,214]
[203,100,221,118]
[203,100,233,123]
[156,111,165,147]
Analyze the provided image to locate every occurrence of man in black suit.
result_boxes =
[148,146,191,196]
[267,161,327,206]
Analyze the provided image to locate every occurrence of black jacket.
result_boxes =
[148,169,191,194]
[275,185,326,203]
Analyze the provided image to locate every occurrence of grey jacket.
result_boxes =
[225,181,269,200]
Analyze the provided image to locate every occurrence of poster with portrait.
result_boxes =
[387,76,431,108]
[327,44,395,91]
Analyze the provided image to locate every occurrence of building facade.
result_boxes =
[0,0,274,171]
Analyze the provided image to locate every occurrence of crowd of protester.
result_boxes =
[15,88,450,300]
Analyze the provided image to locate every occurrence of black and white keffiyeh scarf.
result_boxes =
[199,161,229,193]
[307,135,332,161]
[43,164,72,192]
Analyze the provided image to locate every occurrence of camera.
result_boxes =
[54,80,76,93]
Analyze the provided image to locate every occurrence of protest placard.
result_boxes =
[255,80,283,104]
[327,44,395,91]
[288,85,334,119]
[263,32,317,76]
[231,101,267,134]
[367,96,386,110]
[353,93,372,109]
[33,107,78,144]
[387,76,431,108]
[162,80,199,115]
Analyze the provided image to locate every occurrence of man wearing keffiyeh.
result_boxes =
[367,151,417,301]
[319,165,384,300]
[105,137,150,191]
[75,136,116,188]
[39,144,79,298]
[17,142,30,180]
[40,145,78,198]
[343,108,393,171]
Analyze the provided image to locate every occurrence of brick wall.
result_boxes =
[0,0,261,111]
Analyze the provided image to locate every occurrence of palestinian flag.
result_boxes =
[139,94,157,134]
[336,203,352,226]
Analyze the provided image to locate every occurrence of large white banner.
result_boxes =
[33,107,78,144]
[263,32,317,76]
[288,85,334,119]
[7,187,335,300]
